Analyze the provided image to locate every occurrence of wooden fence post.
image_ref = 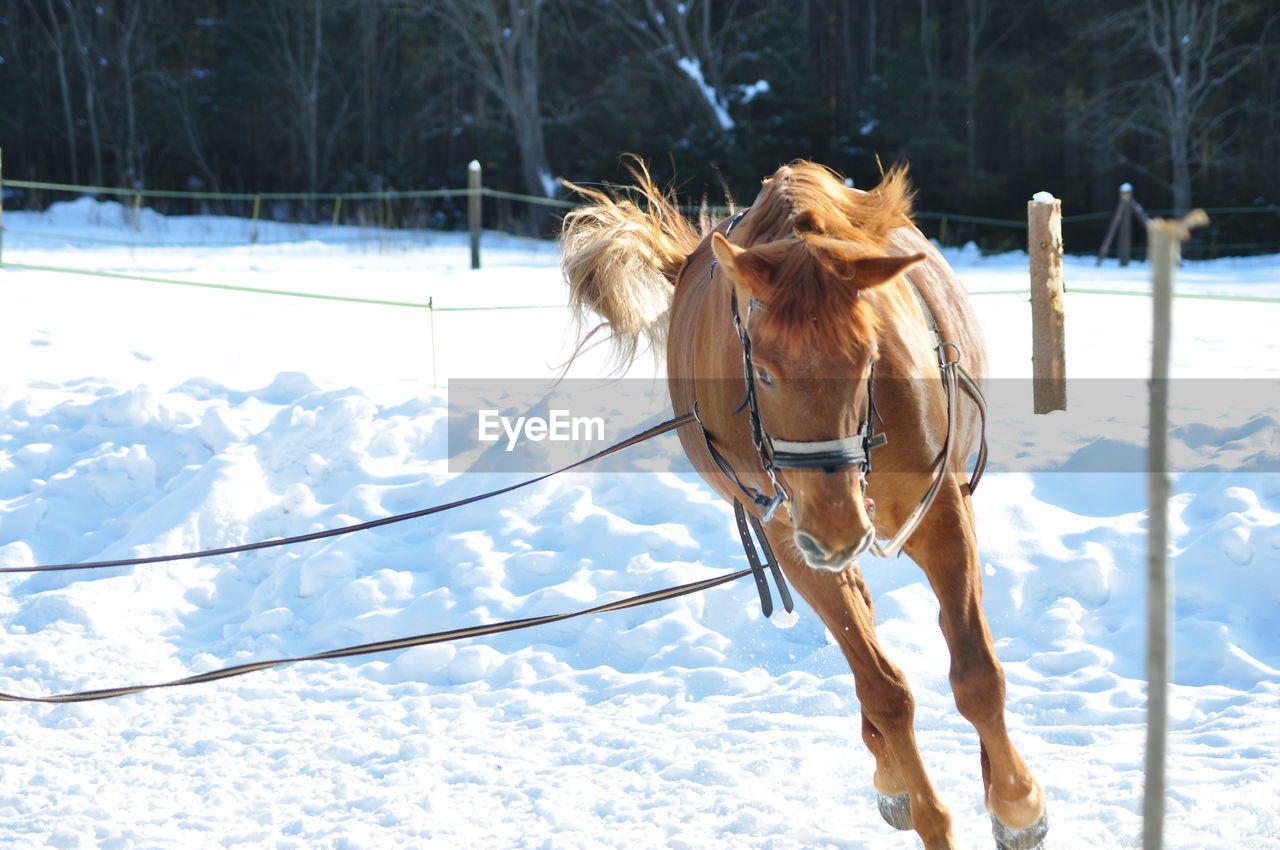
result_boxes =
[468,160,482,270]
[1028,192,1066,413]
[250,194,262,244]
[1098,182,1152,266]
[1142,209,1208,850]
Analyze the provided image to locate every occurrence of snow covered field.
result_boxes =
[1,200,1277,848]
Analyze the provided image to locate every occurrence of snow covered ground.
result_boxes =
[1,200,1277,848]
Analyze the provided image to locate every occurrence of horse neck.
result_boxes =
[864,278,944,378]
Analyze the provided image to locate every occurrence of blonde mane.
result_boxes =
[730,162,915,360]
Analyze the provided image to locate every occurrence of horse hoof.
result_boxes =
[992,809,1048,850]
[877,792,913,830]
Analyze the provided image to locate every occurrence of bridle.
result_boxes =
[695,209,887,525]
[694,208,989,559]
[725,282,888,523]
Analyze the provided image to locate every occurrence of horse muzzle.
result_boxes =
[792,497,877,571]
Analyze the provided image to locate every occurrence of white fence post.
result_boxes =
[468,160,482,270]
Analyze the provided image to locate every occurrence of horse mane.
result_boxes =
[731,162,915,361]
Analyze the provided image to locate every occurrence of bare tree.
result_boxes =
[154,20,222,194]
[1098,0,1276,212]
[594,0,750,134]
[24,0,81,184]
[241,0,350,196]
[104,0,160,187]
[429,0,558,230]
[959,0,1030,182]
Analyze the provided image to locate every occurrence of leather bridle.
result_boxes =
[694,208,989,558]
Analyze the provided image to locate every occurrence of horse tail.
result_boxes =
[561,157,702,369]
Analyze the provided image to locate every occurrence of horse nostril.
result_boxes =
[795,532,827,561]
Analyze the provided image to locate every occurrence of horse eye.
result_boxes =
[755,367,774,387]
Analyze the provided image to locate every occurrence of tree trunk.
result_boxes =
[64,5,105,187]
[35,0,80,185]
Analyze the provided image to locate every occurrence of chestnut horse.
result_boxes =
[561,161,1046,850]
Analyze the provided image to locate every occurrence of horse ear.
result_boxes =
[710,231,741,271]
[849,252,926,290]
[711,232,772,290]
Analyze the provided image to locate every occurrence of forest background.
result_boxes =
[1,0,1277,252]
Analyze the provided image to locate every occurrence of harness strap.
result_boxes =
[906,279,990,497]
[734,499,774,616]
[957,365,989,495]
[694,402,781,517]
[870,359,959,558]
[908,277,944,350]
[866,284,990,557]
[733,499,795,617]
[748,509,794,614]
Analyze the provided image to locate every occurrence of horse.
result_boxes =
[560,159,1047,850]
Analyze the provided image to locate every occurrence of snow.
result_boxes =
[738,80,771,104]
[2,199,1279,848]
[537,168,560,201]
[676,56,735,132]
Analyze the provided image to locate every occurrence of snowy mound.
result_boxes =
[1,207,1278,847]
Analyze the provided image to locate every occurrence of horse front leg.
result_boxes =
[904,486,1048,850]
[775,548,957,850]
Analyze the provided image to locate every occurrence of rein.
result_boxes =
[0,566,756,704]
[7,413,699,575]
[1,411,796,703]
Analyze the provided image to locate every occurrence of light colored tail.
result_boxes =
[561,159,703,369]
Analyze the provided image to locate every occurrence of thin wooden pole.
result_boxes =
[1097,182,1133,266]
[331,195,343,227]
[428,296,439,391]
[1142,210,1207,850]
[468,160,482,270]
[1119,185,1134,266]
[250,194,262,244]
[1028,192,1066,413]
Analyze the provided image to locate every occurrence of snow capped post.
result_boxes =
[1098,182,1151,266]
[1143,208,1208,850]
[1028,191,1065,413]
[468,159,483,270]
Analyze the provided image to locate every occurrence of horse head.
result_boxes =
[709,219,924,572]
